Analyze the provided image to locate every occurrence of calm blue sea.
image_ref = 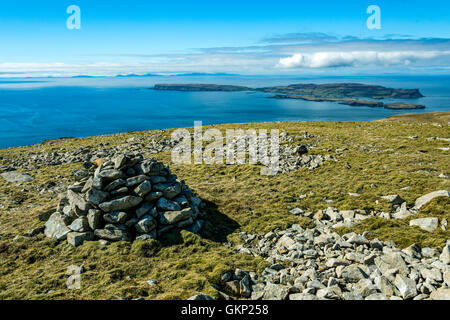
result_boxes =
[0,75,449,149]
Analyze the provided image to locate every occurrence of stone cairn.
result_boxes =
[44,154,206,246]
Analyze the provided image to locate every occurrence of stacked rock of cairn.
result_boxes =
[44,154,206,246]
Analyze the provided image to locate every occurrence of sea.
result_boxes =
[0,75,449,149]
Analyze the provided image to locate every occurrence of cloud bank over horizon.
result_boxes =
[1,32,450,78]
[277,51,450,69]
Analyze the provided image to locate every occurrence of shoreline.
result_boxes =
[2,111,449,151]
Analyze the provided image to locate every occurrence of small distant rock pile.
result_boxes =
[2,134,172,170]
[277,131,336,174]
[44,154,206,246]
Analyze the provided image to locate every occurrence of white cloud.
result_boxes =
[0,54,274,78]
[277,51,450,68]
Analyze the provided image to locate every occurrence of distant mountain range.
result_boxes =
[0,72,241,79]
[73,72,240,78]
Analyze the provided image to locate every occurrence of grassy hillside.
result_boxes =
[0,112,448,299]
[380,111,450,124]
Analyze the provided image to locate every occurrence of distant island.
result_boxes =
[270,95,425,110]
[154,83,251,92]
[153,83,425,110]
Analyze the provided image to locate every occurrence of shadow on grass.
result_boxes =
[158,199,240,246]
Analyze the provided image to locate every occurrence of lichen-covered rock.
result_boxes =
[94,228,131,242]
[394,275,417,299]
[414,190,449,210]
[87,209,102,230]
[86,188,109,205]
[156,197,181,211]
[99,195,142,212]
[135,215,157,233]
[68,217,90,232]
[409,217,439,232]
[430,288,450,300]
[441,243,450,265]
[0,171,33,183]
[67,231,94,247]
[67,189,89,211]
[263,283,289,300]
[44,212,71,240]
[103,211,128,224]
[160,208,192,225]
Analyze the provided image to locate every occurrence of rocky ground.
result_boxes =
[216,232,450,300]
[0,131,333,177]
[224,191,449,300]
[0,112,448,300]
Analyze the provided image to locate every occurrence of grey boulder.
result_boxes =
[44,212,71,240]
[99,196,142,212]
[409,217,439,232]
[67,231,94,247]
[0,171,33,183]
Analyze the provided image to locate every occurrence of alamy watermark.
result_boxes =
[64,5,381,31]
[66,265,82,289]
[367,5,381,30]
[171,121,280,176]
[66,5,81,30]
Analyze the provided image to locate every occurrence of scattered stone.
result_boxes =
[392,202,414,219]
[134,180,152,197]
[347,234,369,246]
[263,283,289,300]
[313,210,325,220]
[365,293,388,300]
[414,190,449,210]
[381,195,405,206]
[441,218,448,231]
[146,279,158,286]
[104,211,128,224]
[430,288,450,300]
[409,217,439,232]
[27,226,45,237]
[289,208,303,215]
[440,243,450,264]
[0,171,33,183]
[394,274,417,299]
[443,271,450,286]
[227,210,449,301]
[289,293,319,300]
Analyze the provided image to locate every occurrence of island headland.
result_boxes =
[153,83,425,110]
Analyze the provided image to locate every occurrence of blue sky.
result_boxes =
[1,0,450,76]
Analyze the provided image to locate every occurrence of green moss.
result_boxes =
[131,239,161,257]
